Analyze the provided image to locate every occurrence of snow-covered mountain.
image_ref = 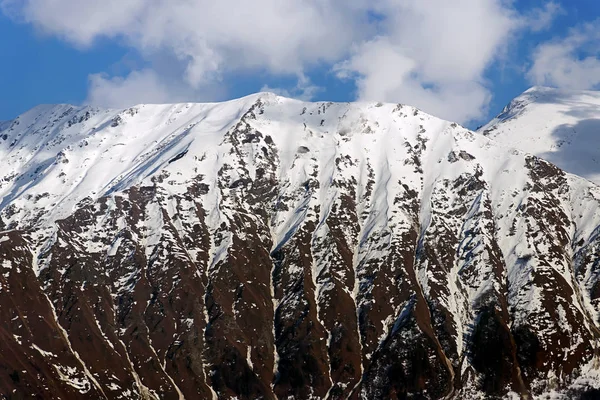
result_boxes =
[479,86,600,185]
[1,94,600,399]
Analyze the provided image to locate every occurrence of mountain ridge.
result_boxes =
[479,85,600,185]
[1,93,600,398]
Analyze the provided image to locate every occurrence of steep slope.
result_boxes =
[1,95,600,399]
[479,86,600,184]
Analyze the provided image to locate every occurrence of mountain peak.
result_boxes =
[0,94,448,233]
[479,86,600,184]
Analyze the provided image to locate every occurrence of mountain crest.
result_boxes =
[1,94,600,398]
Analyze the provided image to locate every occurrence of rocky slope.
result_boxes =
[479,86,600,185]
[1,94,600,399]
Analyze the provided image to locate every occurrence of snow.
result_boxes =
[2,91,600,397]
[0,95,262,231]
[44,292,107,397]
[31,343,57,358]
[479,86,600,184]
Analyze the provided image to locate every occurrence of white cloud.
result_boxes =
[261,74,322,101]
[0,0,146,46]
[528,2,564,32]
[334,37,491,123]
[527,20,600,90]
[332,0,564,123]
[1,0,564,122]
[86,70,172,109]
[334,0,524,123]
[86,69,226,108]
[1,0,373,108]
[2,0,371,84]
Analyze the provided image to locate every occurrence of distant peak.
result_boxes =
[523,85,554,93]
[520,85,600,99]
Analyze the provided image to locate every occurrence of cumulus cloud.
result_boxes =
[1,0,373,108]
[0,0,565,123]
[2,0,370,82]
[86,69,227,109]
[87,70,173,109]
[527,20,600,90]
[334,0,562,123]
[334,36,491,123]
[261,74,322,101]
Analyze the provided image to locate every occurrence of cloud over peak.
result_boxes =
[1,0,571,123]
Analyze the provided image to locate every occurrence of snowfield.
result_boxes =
[480,86,600,184]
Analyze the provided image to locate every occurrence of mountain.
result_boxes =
[1,94,600,399]
[479,86,600,185]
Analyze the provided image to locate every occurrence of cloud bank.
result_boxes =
[0,0,574,123]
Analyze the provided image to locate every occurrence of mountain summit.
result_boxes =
[1,94,600,398]
[479,86,600,184]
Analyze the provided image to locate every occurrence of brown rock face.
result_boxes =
[1,96,600,399]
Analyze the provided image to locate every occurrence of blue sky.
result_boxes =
[1,1,600,129]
